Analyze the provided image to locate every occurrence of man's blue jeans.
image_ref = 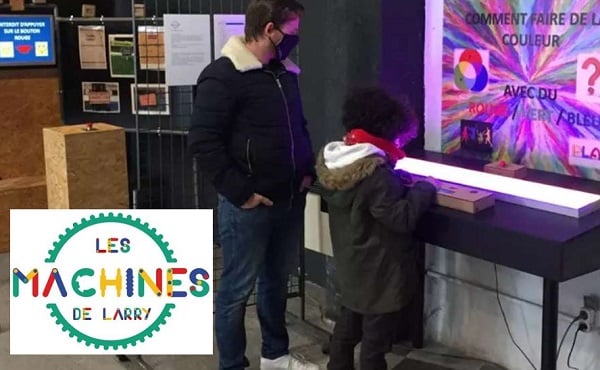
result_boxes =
[215,194,306,370]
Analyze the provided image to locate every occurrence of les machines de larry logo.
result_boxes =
[9,210,214,355]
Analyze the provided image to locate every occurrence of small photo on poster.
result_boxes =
[109,34,135,78]
[131,83,170,115]
[138,26,165,70]
[460,119,493,153]
[82,82,120,113]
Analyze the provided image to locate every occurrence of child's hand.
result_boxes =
[422,176,442,190]
[394,169,414,185]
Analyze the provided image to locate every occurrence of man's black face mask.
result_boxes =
[270,28,299,60]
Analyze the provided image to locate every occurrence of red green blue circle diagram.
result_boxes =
[454,49,489,92]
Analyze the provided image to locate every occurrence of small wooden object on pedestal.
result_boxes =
[484,160,527,178]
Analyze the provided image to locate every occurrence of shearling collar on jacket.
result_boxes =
[316,149,386,192]
[221,36,301,75]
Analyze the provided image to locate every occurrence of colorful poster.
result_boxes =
[0,14,56,67]
[78,25,107,70]
[108,34,135,78]
[438,0,600,179]
[131,83,170,115]
[82,82,120,113]
[138,26,165,70]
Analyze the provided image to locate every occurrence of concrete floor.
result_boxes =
[0,253,504,370]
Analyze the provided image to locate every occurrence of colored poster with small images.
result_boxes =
[137,26,165,70]
[441,0,600,180]
[109,34,135,78]
[131,83,170,115]
[82,82,120,113]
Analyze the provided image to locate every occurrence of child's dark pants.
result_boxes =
[327,306,401,370]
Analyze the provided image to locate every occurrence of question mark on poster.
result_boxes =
[583,57,600,95]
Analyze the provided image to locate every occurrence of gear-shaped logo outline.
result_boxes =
[45,212,177,350]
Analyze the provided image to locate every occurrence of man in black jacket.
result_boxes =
[188,1,314,369]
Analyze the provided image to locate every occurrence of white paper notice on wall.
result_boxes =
[164,14,211,87]
[576,53,600,104]
[213,14,245,59]
[569,137,600,169]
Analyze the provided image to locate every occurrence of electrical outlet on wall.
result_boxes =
[579,307,595,333]
[579,295,600,333]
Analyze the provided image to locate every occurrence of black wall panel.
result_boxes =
[299,0,382,153]
[380,0,426,153]
[300,0,425,154]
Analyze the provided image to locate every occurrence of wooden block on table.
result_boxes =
[484,161,527,178]
[435,181,495,214]
[410,175,495,214]
[10,0,25,11]
[82,4,96,18]
[0,176,47,253]
[43,123,129,209]
[134,4,145,17]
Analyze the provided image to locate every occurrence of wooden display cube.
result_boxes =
[435,181,495,214]
[43,123,129,209]
[484,161,527,178]
[410,175,495,214]
[0,176,47,253]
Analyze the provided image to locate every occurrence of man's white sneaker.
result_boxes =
[260,355,290,370]
[289,354,320,370]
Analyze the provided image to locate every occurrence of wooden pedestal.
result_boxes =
[0,176,47,253]
[43,123,129,209]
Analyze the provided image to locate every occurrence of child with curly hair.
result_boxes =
[316,86,439,370]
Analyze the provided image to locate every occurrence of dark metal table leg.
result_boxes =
[299,222,306,321]
[541,279,559,370]
[411,243,426,349]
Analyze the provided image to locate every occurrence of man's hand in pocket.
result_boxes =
[241,193,273,209]
[299,175,313,192]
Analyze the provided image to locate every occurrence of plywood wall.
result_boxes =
[0,69,61,179]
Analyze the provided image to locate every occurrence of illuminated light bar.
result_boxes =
[395,157,600,218]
